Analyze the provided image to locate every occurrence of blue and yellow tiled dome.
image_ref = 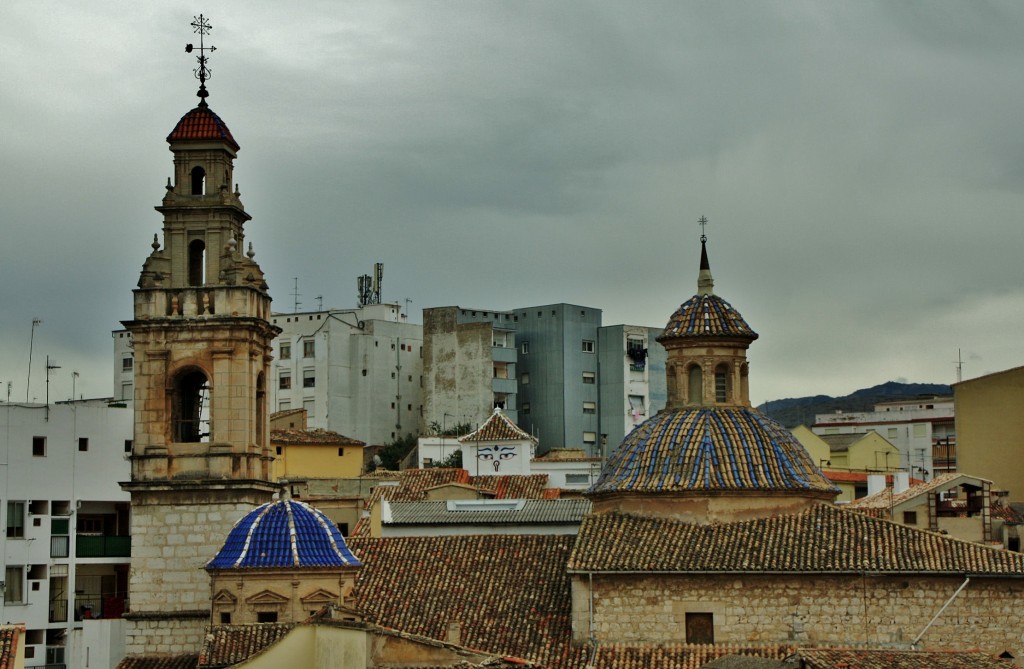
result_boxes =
[588,407,836,495]
[660,294,758,341]
[206,498,361,570]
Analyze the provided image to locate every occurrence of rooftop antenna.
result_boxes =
[185,14,216,107]
[315,295,324,311]
[403,298,413,320]
[72,371,80,402]
[954,348,963,383]
[45,356,61,420]
[26,318,42,402]
[292,277,302,313]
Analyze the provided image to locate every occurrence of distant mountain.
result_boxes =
[758,381,953,428]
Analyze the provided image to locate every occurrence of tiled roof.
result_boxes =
[460,408,537,443]
[846,473,988,512]
[534,448,590,461]
[659,294,758,341]
[271,428,364,446]
[472,474,550,499]
[349,534,589,668]
[592,644,791,669]
[197,624,294,668]
[588,408,838,496]
[386,499,591,526]
[166,106,239,151]
[822,470,923,486]
[207,498,361,569]
[0,626,20,669]
[568,504,1024,575]
[795,648,1013,668]
[116,655,199,669]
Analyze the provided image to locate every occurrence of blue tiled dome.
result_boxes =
[207,499,361,570]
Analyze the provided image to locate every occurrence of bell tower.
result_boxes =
[120,16,279,655]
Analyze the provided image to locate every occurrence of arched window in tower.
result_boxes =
[715,363,730,403]
[740,363,750,404]
[256,372,266,450]
[188,239,206,286]
[172,368,210,443]
[687,364,703,405]
[190,166,206,195]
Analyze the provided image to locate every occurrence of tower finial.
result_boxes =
[697,215,714,295]
[186,15,216,107]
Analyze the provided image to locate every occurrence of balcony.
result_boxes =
[76,535,131,558]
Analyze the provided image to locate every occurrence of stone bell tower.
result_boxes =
[120,16,279,655]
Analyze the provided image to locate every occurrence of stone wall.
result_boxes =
[572,573,1024,657]
[124,616,207,656]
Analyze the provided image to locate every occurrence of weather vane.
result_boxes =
[698,215,708,242]
[186,14,216,107]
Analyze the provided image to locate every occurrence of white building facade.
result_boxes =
[270,304,423,447]
[812,397,954,479]
[0,400,133,668]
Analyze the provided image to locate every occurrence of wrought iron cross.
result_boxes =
[698,215,708,242]
[186,15,216,106]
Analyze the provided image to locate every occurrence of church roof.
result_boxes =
[206,498,360,570]
[568,504,1024,575]
[588,407,838,497]
[658,293,758,342]
[167,106,240,151]
[197,623,294,668]
[459,408,537,443]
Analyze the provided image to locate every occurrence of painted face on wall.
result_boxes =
[477,445,516,472]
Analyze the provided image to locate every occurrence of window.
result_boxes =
[521,341,529,354]
[685,612,714,644]
[583,401,596,414]
[4,566,23,604]
[50,519,69,558]
[278,401,291,411]
[257,612,278,623]
[628,395,645,417]
[279,374,291,390]
[688,365,703,405]
[220,612,232,624]
[7,501,25,538]
[582,340,595,353]
[121,382,133,400]
[338,448,345,457]
[302,370,315,388]
[279,343,291,360]
[124,439,133,453]
[582,371,596,384]
[903,511,918,525]
[303,399,315,417]
[172,368,209,443]
[521,373,530,385]
[122,356,133,371]
[190,165,206,195]
[522,402,530,415]
[583,432,597,444]
[565,473,590,485]
[78,438,88,452]
[913,424,926,438]
[888,427,898,438]
[714,364,729,403]
[188,239,206,286]
[32,436,45,457]
[303,339,315,358]
[275,446,282,456]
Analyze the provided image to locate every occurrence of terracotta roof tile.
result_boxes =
[589,408,837,497]
[349,535,588,668]
[460,409,537,444]
[659,294,758,341]
[117,655,199,669]
[823,470,923,485]
[0,627,20,669]
[847,473,988,512]
[795,648,1013,669]
[568,504,1024,575]
[271,428,364,446]
[167,107,239,151]
[592,644,791,669]
[197,624,294,668]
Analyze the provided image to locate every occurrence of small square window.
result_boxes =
[32,436,45,457]
[582,340,595,353]
[583,371,596,384]
[903,511,918,525]
[280,343,291,360]
[685,612,714,644]
[78,438,88,452]
[583,401,596,414]
[302,370,315,388]
[122,357,134,371]
[583,431,597,444]
[279,374,291,390]
[220,612,232,624]
[303,340,315,358]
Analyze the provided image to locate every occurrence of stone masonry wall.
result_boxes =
[574,573,1024,657]
[125,617,207,656]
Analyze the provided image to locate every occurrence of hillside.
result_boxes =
[758,381,952,428]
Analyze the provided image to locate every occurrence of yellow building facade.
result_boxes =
[954,365,1024,501]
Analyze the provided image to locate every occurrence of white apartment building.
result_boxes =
[270,303,423,447]
[812,396,954,479]
[0,400,133,668]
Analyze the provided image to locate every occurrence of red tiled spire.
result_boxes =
[166,106,240,151]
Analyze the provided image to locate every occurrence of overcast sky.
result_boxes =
[2,2,1022,407]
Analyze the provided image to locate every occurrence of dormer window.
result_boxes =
[190,166,206,195]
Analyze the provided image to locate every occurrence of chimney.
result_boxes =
[894,472,910,494]
[867,474,886,497]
